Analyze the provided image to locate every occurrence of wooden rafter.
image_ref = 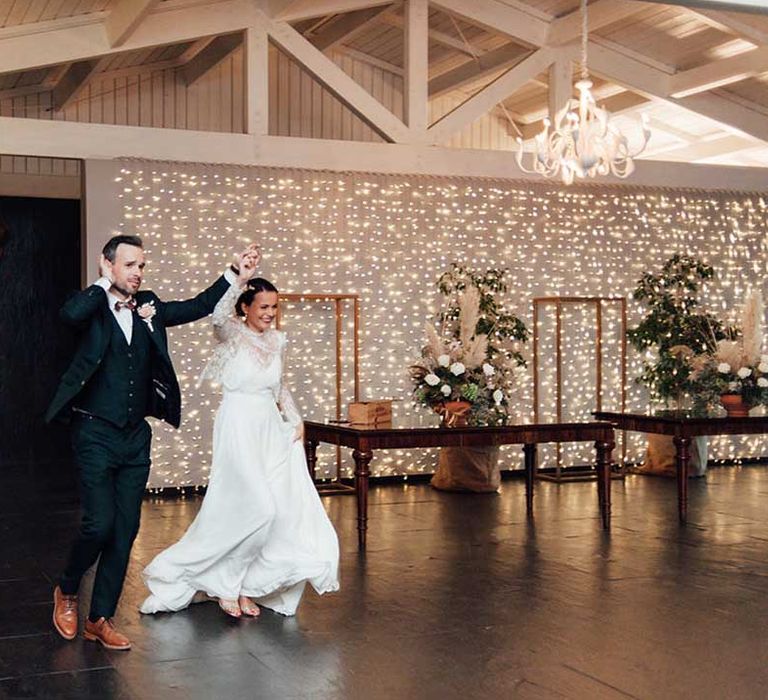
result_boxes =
[380,14,478,57]
[0,0,255,76]
[259,8,410,142]
[669,46,768,97]
[307,4,393,51]
[182,33,244,85]
[106,0,161,48]
[274,0,393,22]
[548,0,645,46]
[52,59,106,112]
[688,7,768,45]
[427,47,558,145]
[404,0,428,131]
[428,43,529,98]
[587,40,768,142]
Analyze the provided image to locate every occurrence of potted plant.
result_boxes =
[411,264,528,492]
[627,255,726,476]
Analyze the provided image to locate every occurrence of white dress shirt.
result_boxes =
[94,268,240,345]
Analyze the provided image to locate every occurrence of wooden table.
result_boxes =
[594,411,768,523]
[304,418,616,549]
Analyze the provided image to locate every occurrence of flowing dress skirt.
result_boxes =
[140,391,339,616]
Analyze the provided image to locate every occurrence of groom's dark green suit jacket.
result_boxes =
[46,275,230,429]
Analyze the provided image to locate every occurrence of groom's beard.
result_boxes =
[112,283,135,299]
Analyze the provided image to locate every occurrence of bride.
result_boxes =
[140,272,340,618]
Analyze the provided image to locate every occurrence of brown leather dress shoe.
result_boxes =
[83,617,131,650]
[53,586,78,640]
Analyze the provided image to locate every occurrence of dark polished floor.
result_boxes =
[2,463,768,699]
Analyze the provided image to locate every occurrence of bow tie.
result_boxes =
[114,299,137,311]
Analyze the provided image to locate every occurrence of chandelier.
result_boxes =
[516,0,651,185]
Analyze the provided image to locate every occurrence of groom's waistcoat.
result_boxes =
[75,315,152,428]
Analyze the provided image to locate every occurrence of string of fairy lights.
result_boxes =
[111,162,768,489]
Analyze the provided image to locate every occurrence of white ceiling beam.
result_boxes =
[687,8,768,45]
[428,43,529,98]
[244,25,269,135]
[181,32,243,85]
[669,45,768,97]
[5,117,767,190]
[260,8,410,142]
[548,57,573,122]
[105,0,161,47]
[307,4,393,51]
[404,0,429,132]
[431,0,549,49]
[587,40,768,142]
[274,0,393,22]
[426,47,558,145]
[548,0,644,46]
[0,0,256,76]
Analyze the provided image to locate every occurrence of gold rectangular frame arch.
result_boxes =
[533,296,628,480]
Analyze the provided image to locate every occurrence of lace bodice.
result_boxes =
[199,285,301,427]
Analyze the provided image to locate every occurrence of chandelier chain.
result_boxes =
[580,0,589,81]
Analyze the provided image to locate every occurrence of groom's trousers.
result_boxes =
[59,414,151,619]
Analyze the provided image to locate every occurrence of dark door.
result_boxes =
[0,196,81,478]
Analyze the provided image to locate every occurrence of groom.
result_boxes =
[46,234,258,650]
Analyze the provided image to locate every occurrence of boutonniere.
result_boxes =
[138,301,157,332]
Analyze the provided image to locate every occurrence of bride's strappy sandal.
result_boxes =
[238,596,261,617]
[218,598,242,618]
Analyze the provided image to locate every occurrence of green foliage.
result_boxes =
[627,254,726,405]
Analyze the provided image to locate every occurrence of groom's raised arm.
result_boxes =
[157,245,260,328]
[157,274,233,328]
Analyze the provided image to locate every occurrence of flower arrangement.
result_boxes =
[410,265,528,426]
[689,290,768,415]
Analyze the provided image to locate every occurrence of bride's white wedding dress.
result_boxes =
[140,285,339,616]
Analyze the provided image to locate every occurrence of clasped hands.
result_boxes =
[234,244,261,286]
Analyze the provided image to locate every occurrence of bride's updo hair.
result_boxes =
[236,277,279,317]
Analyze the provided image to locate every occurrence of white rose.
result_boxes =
[761,354,768,365]
[440,384,452,396]
[728,382,739,391]
[493,389,504,405]
[482,363,495,377]
[450,362,466,376]
[758,363,768,373]
[424,373,440,387]
[758,378,768,388]
[437,354,451,367]
[717,363,731,374]
[737,367,752,379]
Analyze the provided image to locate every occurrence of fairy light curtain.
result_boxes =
[109,161,768,488]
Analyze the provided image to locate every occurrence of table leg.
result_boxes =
[353,449,373,549]
[595,440,613,530]
[304,439,318,481]
[523,443,537,518]
[673,436,691,524]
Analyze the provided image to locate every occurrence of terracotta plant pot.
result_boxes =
[434,400,472,427]
[720,393,750,417]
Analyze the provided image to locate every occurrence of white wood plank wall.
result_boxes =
[0,44,519,180]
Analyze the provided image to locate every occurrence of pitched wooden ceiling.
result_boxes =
[0,0,766,168]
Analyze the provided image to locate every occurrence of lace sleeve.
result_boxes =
[212,283,243,342]
[277,333,302,428]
